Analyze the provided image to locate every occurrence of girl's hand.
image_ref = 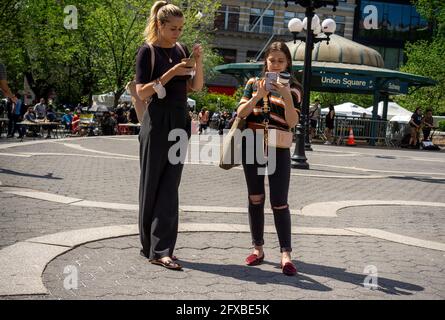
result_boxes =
[172,61,192,76]
[192,44,204,64]
[253,79,269,100]
[271,81,291,98]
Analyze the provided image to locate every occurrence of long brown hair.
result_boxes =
[262,42,292,75]
[144,1,184,44]
[262,41,301,91]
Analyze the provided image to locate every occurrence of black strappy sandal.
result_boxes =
[140,250,178,261]
[150,258,183,271]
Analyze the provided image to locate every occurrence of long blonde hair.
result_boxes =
[144,1,184,44]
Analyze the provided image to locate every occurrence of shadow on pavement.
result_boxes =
[181,260,424,296]
[0,169,62,180]
[297,261,424,296]
[390,175,445,184]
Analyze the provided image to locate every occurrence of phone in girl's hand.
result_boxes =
[265,72,278,91]
[182,57,195,68]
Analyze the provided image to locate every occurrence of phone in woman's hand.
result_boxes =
[265,72,278,91]
[182,57,195,68]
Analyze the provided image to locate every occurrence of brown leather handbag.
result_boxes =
[219,116,246,170]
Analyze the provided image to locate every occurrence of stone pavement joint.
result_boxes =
[1,223,444,297]
[302,200,445,217]
[1,135,444,299]
[346,228,445,252]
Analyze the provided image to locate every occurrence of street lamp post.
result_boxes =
[285,0,338,169]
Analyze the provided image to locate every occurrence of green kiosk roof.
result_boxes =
[214,35,436,95]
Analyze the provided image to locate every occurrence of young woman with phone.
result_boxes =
[236,42,302,276]
[135,1,203,270]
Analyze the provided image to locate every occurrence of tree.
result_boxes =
[394,0,445,115]
[310,92,374,109]
[189,90,237,112]
[0,0,222,107]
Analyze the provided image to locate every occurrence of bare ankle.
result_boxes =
[253,246,264,256]
[282,252,291,261]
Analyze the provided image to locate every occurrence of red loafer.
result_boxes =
[245,253,265,266]
[281,261,297,276]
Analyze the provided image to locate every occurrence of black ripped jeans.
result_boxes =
[241,131,292,253]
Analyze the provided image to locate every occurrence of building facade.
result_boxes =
[208,0,431,92]
[353,0,430,70]
[208,0,355,92]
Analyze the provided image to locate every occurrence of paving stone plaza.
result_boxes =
[0,134,444,300]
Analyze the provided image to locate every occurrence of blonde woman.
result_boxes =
[135,1,204,270]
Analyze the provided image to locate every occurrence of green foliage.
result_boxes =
[438,120,445,131]
[395,1,445,115]
[395,38,445,115]
[189,90,237,112]
[413,0,445,35]
[0,0,221,107]
[232,85,245,106]
[310,92,374,109]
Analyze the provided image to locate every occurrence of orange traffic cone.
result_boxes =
[346,127,356,146]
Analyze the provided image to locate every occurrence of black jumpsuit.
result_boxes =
[136,43,191,260]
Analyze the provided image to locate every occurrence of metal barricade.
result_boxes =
[317,116,388,145]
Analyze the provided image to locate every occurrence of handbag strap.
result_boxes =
[176,42,187,59]
[146,43,156,82]
[262,93,271,125]
[262,94,270,157]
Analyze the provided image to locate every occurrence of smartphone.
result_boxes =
[182,51,196,68]
[181,58,195,68]
[265,72,278,91]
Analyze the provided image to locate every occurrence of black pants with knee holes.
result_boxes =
[242,134,292,253]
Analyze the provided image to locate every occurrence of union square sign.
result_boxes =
[319,73,375,90]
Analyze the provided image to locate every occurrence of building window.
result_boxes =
[323,15,345,36]
[283,11,305,28]
[214,5,240,32]
[356,1,430,45]
[216,48,237,64]
[249,8,274,34]
[370,46,404,69]
[246,50,265,62]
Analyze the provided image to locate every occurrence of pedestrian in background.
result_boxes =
[11,93,25,139]
[309,99,321,142]
[34,98,47,120]
[198,107,209,135]
[324,104,335,145]
[421,109,434,141]
[409,107,422,148]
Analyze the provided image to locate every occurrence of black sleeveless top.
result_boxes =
[135,43,190,102]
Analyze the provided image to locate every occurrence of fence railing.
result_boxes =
[317,116,388,145]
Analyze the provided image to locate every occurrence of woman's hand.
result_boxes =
[271,81,291,98]
[192,44,204,64]
[172,61,192,77]
[253,79,269,100]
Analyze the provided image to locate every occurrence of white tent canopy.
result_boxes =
[92,92,196,109]
[187,98,196,109]
[92,92,115,107]
[389,115,411,123]
[366,102,412,120]
[321,102,372,117]
[92,91,132,107]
